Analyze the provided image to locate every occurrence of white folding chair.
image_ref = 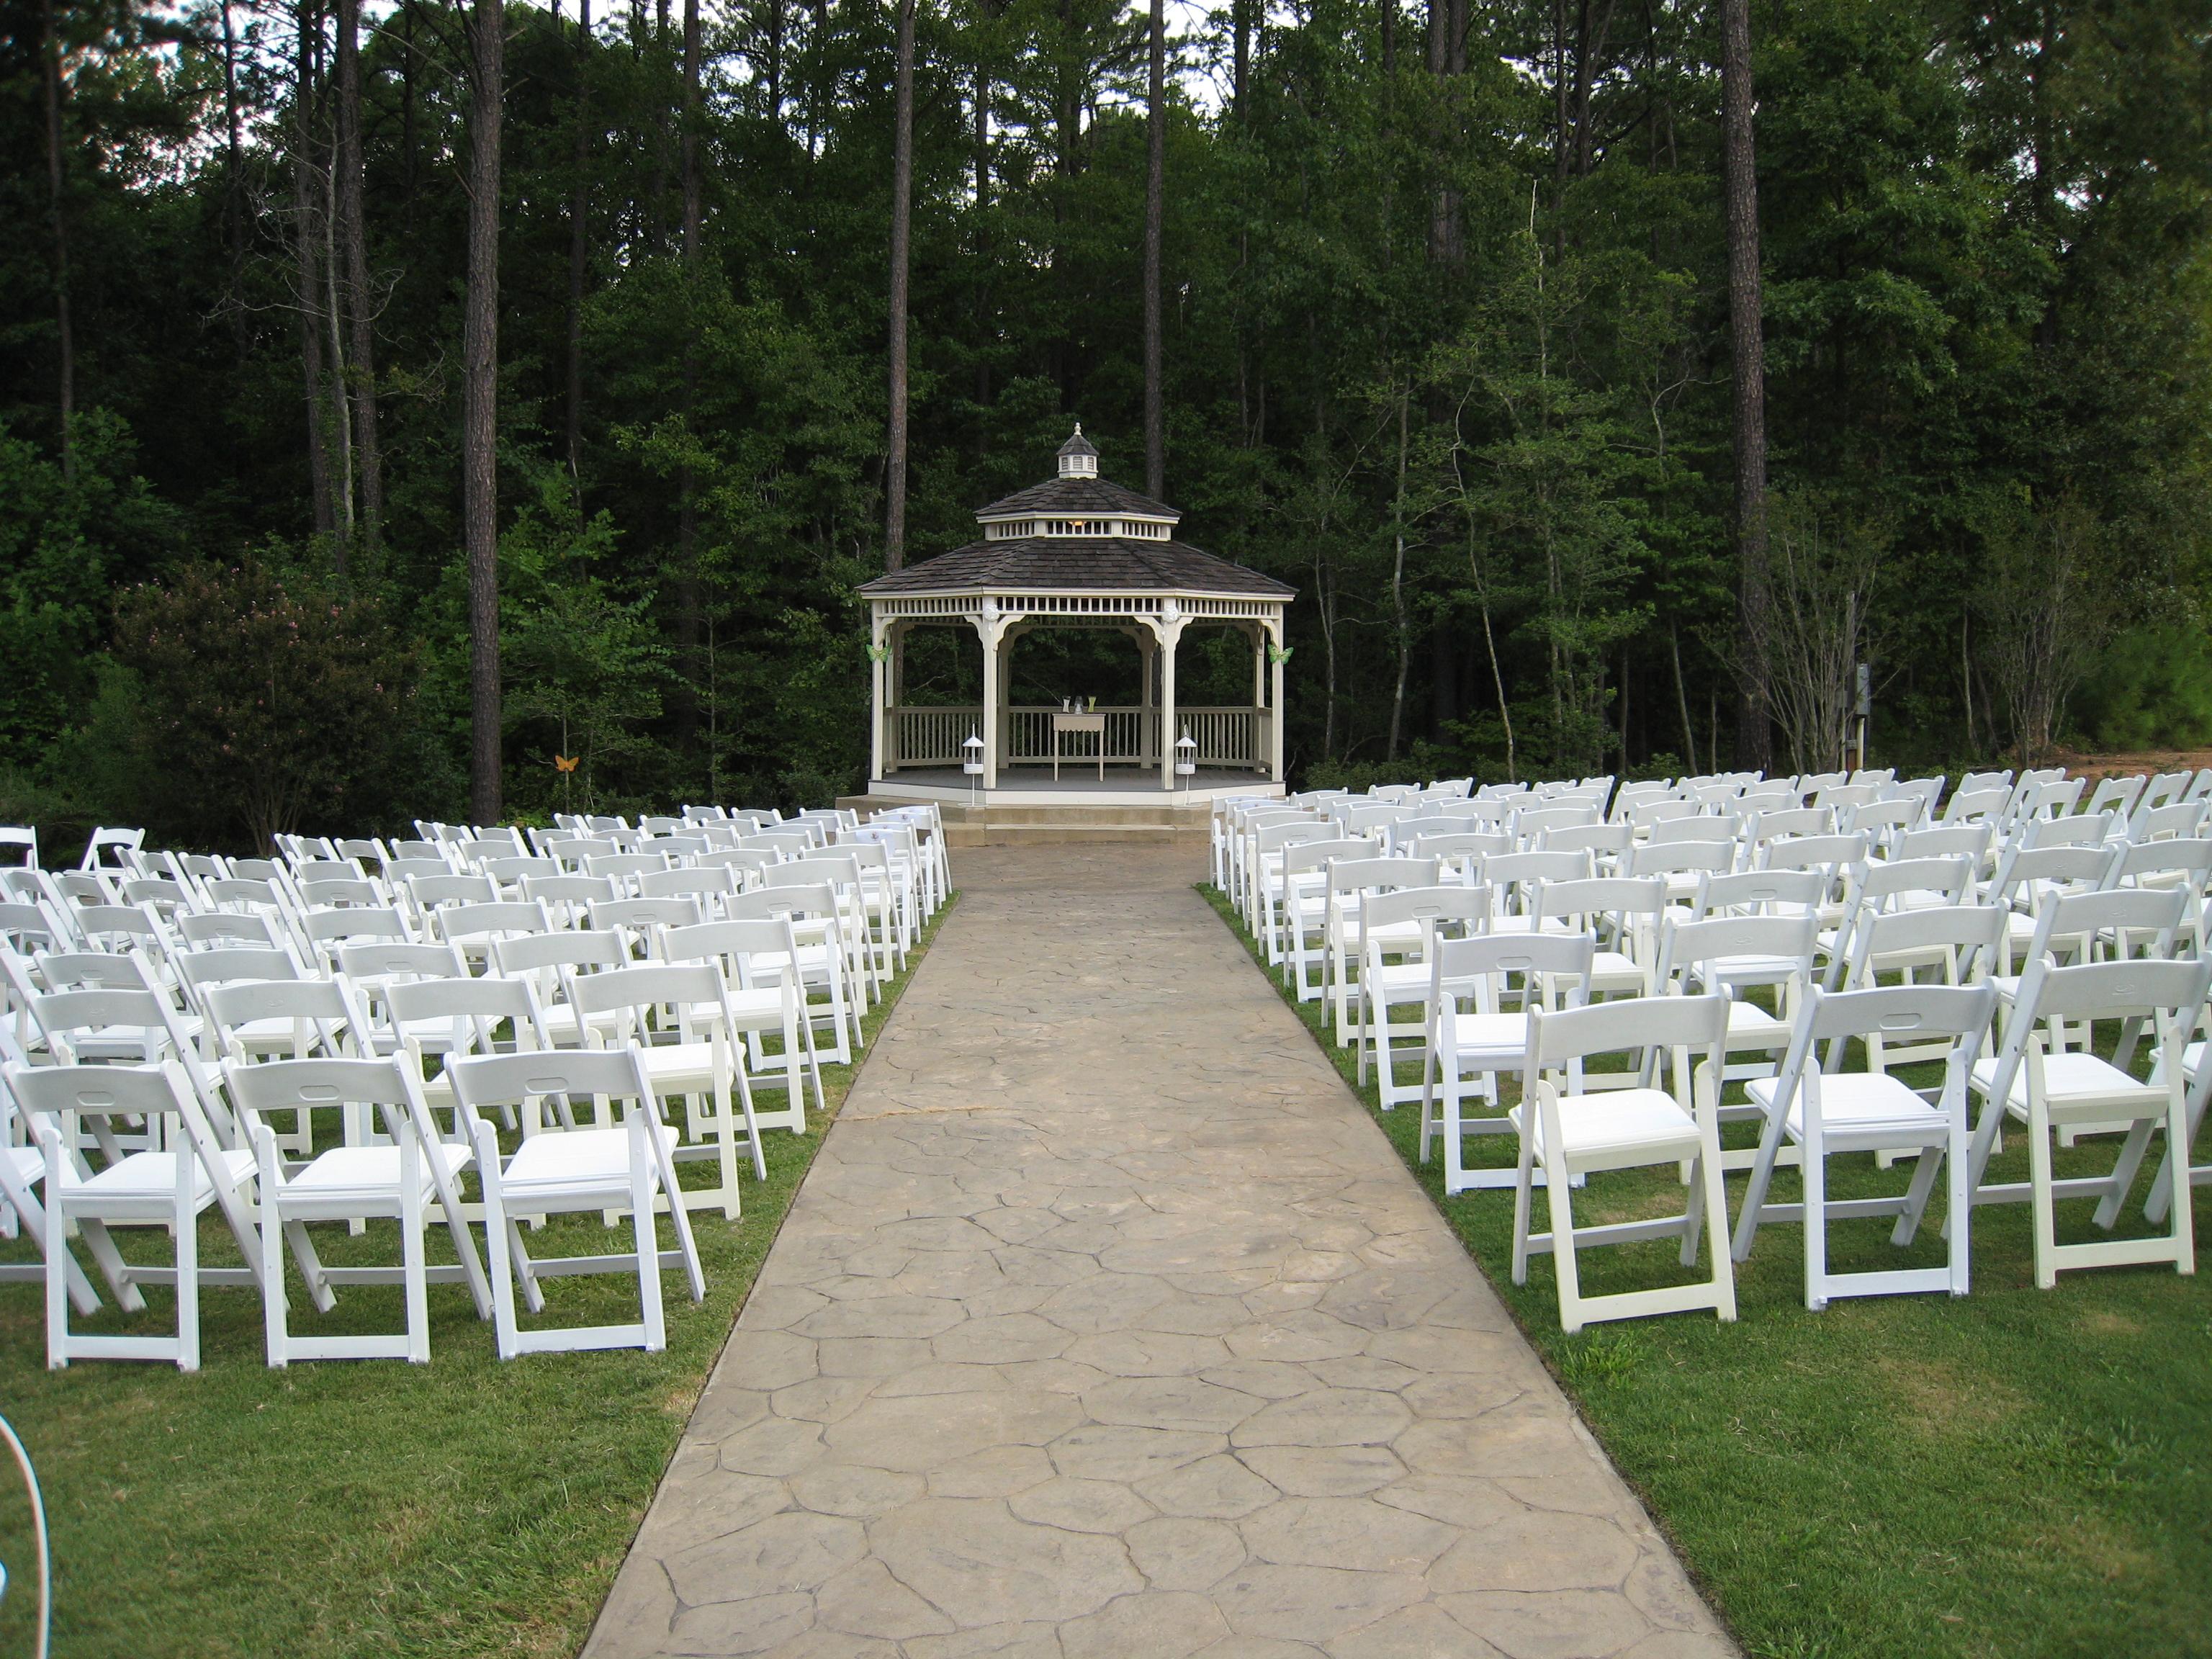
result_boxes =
[448,1047,706,1358]
[1509,994,1735,1333]
[10,1059,261,1370]
[1967,955,2212,1287]
[660,917,823,1132]
[565,962,767,1220]
[1421,931,1595,1195]
[227,1055,493,1365]
[1732,983,1995,1308]
[1357,884,1488,1112]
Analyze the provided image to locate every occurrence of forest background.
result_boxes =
[3,0,2211,848]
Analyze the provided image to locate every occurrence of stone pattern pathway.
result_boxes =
[585,846,1736,1659]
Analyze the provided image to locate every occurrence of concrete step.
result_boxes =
[946,821,1206,848]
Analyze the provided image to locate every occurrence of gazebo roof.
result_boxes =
[861,534,1294,599]
[863,423,1294,602]
[974,476,1178,521]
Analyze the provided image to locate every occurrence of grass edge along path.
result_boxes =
[0,893,957,1659]
[1200,884,2212,1659]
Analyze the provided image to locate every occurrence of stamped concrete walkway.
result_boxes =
[585,847,1736,1659]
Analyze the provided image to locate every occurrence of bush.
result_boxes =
[111,560,418,851]
[2069,621,2212,752]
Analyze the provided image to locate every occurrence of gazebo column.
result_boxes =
[1269,614,1287,781]
[868,608,891,783]
[1251,624,1267,773]
[1155,602,1188,793]
[974,603,1012,791]
[1138,631,1158,768]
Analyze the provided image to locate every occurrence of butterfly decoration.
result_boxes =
[553,754,580,773]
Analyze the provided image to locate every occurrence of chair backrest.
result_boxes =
[0,901,68,953]
[8,1057,219,1154]
[724,883,838,925]
[446,1045,658,1135]
[1853,855,1973,907]
[1409,830,1511,864]
[1624,842,1733,881]
[487,928,627,978]
[1691,868,1826,917]
[1537,823,1635,859]
[176,945,302,999]
[639,866,739,901]
[432,900,553,943]
[1485,849,1593,889]
[296,876,385,909]
[1835,903,2006,989]
[660,917,804,983]
[385,973,552,1056]
[333,940,471,984]
[1648,816,1739,848]
[564,961,732,1037]
[1897,822,1991,865]
[1326,856,1439,897]
[300,906,413,948]
[1941,786,2010,824]
[1526,992,1727,1073]
[2019,884,2188,966]
[1534,876,1666,931]
[1745,806,1833,845]
[223,1054,431,1148]
[1516,804,1601,837]
[35,950,161,992]
[30,983,196,1066]
[2136,800,2209,842]
[590,896,704,935]
[2013,954,2212,1027]
[1655,912,1817,987]
[409,873,498,910]
[2106,837,2212,891]
[1432,930,1596,1003]
[1989,843,2116,904]
[1358,884,1489,945]
[176,911,282,950]
[0,827,37,869]
[1779,981,1995,1090]
[1282,838,1374,880]
[78,827,145,871]
[1627,798,1701,828]
[1755,832,1869,876]
[203,976,363,1052]
[2021,812,2112,850]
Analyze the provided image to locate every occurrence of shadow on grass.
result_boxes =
[1200,883,2212,1659]
[0,894,957,1659]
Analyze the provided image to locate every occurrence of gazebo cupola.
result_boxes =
[859,424,1295,799]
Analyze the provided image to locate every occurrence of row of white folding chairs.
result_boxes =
[4,1038,708,1372]
[1369,893,2210,1331]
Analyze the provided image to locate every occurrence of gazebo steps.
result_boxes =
[841,796,1214,848]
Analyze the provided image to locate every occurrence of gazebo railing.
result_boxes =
[889,706,1264,770]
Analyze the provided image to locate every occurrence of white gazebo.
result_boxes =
[860,427,1294,805]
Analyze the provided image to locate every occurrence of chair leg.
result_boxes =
[1510,1139,1536,1286]
[1698,1143,1736,1322]
[2028,1099,2059,1290]
[175,1181,201,1373]
[2094,1119,2157,1230]
[1946,1111,1972,1297]
[262,1203,290,1368]
[1545,1156,1585,1332]
[1802,1133,1827,1310]
[2167,1091,2197,1275]
[45,1199,70,1370]
[633,1118,666,1354]
[1893,1146,1944,1246]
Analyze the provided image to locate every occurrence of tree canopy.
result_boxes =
[3,0,2209,843]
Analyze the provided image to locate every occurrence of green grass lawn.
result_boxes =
[1202,887,2212,1659]
[0,897,953,1659]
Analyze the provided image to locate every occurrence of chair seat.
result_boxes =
[1509,1088,1697,1166]
[1747,1071,1942,1138]
[1591,950,1645,987]
[635,1041,723,1093]
[1725,1001,1791,1044]
[1434,1010,1528,1066]
[4,1145,42,1184]
[285,1140,470,1202]
[71,1146,258,1205]
[501,1122,678,1197]
[1366,961,1433,998]
[1970,1051,2159,1120]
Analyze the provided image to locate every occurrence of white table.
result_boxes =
[1051,712,1107,781]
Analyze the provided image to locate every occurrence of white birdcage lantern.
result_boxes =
[962,731,985,776]
[1175,728,1198,778]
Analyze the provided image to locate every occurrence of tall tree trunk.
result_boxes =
[294,0,335,535]
[220,0,249,356]
[674,0,703,745]
[401,0,418,215]
[1720,0,1770,770]
[41,0,74,477]
[323,153,356,562]
[765,0,782,114]
[567,0,592,493]
[884,0,915,569]
[1141,0,1165,498]
[1387,384,1411,758]
[973,40,992,416]
[1231,0,1249,112]
[464,0,505,823]
[335,0,382,566]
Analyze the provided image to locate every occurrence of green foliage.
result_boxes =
[2070,621,2212,752]
[1,0,2209,811]
[109,558,416,850]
